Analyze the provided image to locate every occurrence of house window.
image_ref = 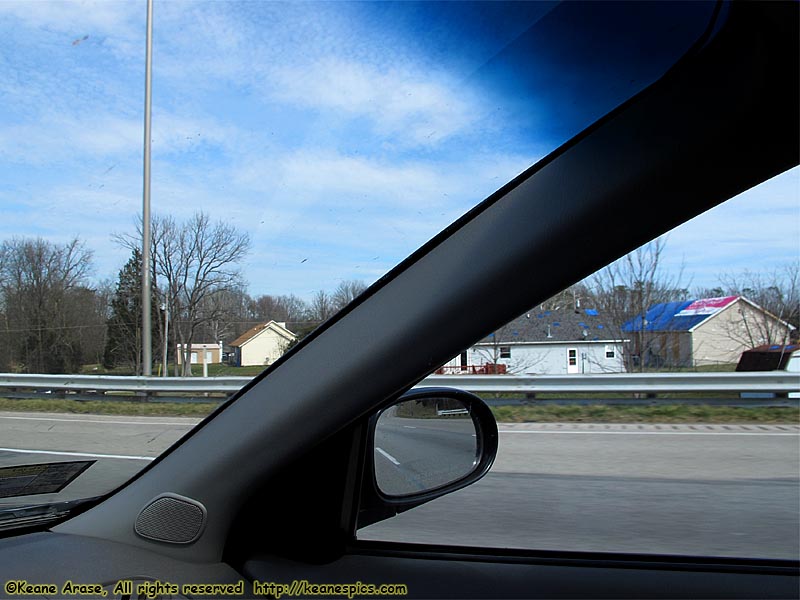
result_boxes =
[499,346,511,359]
[568,349,577,366]
[605,345,615,359]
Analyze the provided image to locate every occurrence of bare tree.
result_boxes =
[115,212,251,375]
[586,237,687,371]
[0,237,95,373]
[721,262,798,329]
[696,262,800,350]
[308,290,334,323]
[277,295,310,329]
[163,213,250,375]
[332,280,368,312]
[247,293,308,329]
[195,286,249,345]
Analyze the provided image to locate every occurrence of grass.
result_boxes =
[80,363,266,377]
[204,364,265,377]
[0,396,796,424]
[485,392,744,400]
[0,397,219,417]
[490,404,800,424]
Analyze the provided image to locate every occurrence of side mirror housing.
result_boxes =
[358,387,498,529]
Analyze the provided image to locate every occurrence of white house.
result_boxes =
[441,307,627,375]
[229,321,297,367]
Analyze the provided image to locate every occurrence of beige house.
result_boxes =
[229,321,297,367]
[176,342,223,365]
[624,296,795,368]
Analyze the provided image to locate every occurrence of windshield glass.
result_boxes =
[3,0,794,542]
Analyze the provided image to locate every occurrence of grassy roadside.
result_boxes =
[79,363,266,377]
[0,397,797,423]
[0,397,219,417]
[491,404,800,424]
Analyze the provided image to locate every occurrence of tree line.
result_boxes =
[0,212,367,375]
[1,223,796,375]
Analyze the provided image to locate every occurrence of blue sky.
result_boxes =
[0,1,797,300]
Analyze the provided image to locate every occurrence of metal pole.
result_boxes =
[162,301,169,377]
[141,0,153,375]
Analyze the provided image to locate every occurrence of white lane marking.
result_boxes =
[0,415,195,427]
[403,426,417,429]
[0,447,155,461]
[498,430,798,436]
[375,447,400,466]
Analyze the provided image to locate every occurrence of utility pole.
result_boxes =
[141,0,154,375]
[161,301,169,377]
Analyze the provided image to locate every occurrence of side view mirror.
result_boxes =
[358,387,498,528]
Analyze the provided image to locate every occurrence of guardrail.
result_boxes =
[0,371,797,400]
[421,372,800,394]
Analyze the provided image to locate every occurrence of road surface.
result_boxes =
[0,412,797,559]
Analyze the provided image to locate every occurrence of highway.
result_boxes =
[0,411,798,559]
[363,420,800,559]
[0,412,194,506]
[374,411,478,495]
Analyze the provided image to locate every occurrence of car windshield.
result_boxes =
[0,1,797,560]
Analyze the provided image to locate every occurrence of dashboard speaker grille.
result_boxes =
[134,493,206,544]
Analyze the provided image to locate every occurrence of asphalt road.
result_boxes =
[0,412,194,506]
[375,413,477,495]
[0,412,797,559]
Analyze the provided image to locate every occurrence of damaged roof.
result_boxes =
[480,306,618,343]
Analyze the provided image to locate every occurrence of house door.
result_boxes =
[567,348,579,374]
[459,351,468,371]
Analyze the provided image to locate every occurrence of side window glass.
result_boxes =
[358,168,800,559]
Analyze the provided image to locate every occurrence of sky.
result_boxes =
[0,1,797,301]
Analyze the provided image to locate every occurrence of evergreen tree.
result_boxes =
[103,249,145,372]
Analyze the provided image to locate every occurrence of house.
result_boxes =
[622,296,795,368]
[441,306,627,375]
[228,321,297,367]
[176,342,223,365]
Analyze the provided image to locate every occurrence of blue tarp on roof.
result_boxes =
[622,300,712,332]
[585,309,599,316]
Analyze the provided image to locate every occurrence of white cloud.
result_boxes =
[0,0,143,68]
[0,1,140,36]
[0,114,137,165]
[236,149,531,207]
[271,59,480,146]
[0,106,246,167]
